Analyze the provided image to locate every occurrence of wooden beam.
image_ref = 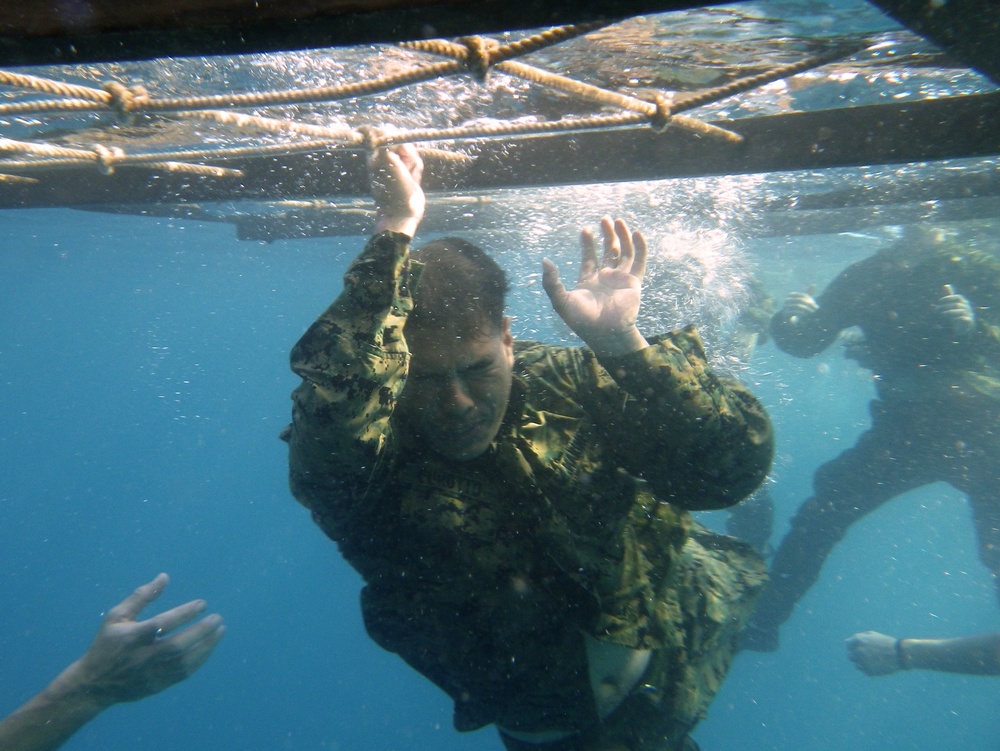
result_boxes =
[465,93,1000,189]
[0,92,997,210]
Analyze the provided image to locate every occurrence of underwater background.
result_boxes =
[1,199,997,750]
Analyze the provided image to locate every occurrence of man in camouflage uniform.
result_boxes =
[282,144,774,750]
[744,231,1000,653]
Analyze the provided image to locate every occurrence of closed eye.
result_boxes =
[462,358,497,378]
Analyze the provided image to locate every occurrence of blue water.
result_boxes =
[1,203,997,750]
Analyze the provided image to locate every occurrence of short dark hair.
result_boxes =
[408,237,509,334]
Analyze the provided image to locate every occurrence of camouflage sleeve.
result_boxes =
[594,327,774,510]
[284,231,417,517]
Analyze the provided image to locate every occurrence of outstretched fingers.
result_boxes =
[631,226,647,280]
[612,218,632,267]
[578,228,599,282]
[106,573,169,624]
[139,602,226,685]
[136,598,210,642]
[600,217,620,267]
[606,218,647,281]
[161,613,227,672]
[541,258,570,318]
[179,628,226,681]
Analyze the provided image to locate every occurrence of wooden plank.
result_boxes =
[0,92,998,210]
[465,93,1000,189]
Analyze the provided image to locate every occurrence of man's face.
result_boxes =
[399,318,514,461]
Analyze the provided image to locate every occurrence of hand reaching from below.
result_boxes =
[70,573,225,706]
[542,217,649,358]
[0,573,225,751]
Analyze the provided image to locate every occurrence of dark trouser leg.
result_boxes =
[941,406,1000,607]
[750,405,934,636]
[971,499,1000,606]
[962,450,1000,606]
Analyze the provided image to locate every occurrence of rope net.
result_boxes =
[0,15,870,186]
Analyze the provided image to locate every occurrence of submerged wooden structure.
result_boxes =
[0,0,997,237]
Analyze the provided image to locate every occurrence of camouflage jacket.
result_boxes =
[283,232,773,733]
[771,242,1000,405]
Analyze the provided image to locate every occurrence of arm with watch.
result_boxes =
[846,630,1000,676]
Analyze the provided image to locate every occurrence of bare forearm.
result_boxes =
[900,633,1000,675]
[0,662,109,751]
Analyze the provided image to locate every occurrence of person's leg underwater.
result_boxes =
[744,405,934,652]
